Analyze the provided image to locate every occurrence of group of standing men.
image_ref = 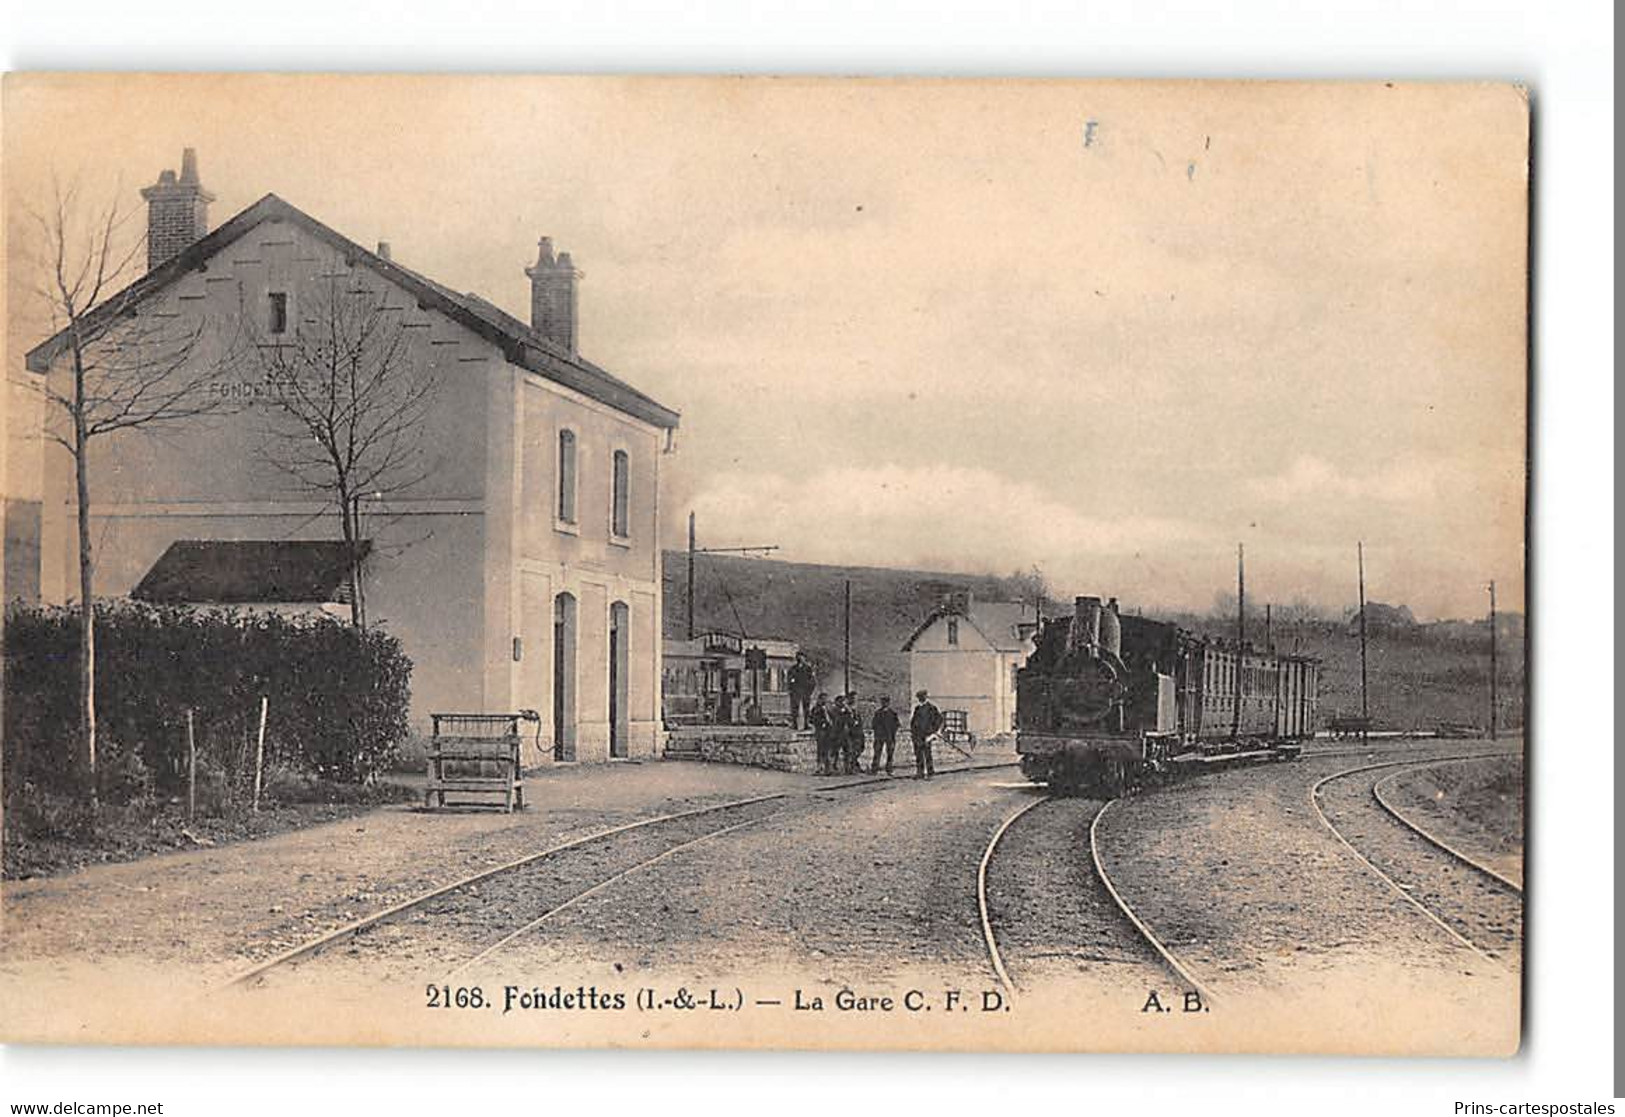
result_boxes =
[804,688,945,779]
[788,652,947,778]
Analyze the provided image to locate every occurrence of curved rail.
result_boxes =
[1089,798,1218,1004]
[1372,760,1523,894]
[444,815,772,978]
[1308,758,1498,963]
[225,760,1017,991]
[977,794,1051,1002]
[222,790,791,989]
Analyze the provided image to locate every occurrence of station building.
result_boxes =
[23,150,681,767]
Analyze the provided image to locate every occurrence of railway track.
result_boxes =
[979,745,1520,1004]
[978,793,1215,1006]
[224,793,794,989]
[226,762,1018,991]
[1309,757,1524,967]
[1372,759,1524,892]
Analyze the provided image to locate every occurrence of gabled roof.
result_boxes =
[131,539,371,605]
[901,601,1036,653]
[25,193,680,431]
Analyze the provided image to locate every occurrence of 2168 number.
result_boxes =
[425,984,486,1009]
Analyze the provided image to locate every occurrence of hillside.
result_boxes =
[662,551,1040,699]
[661,551,1525,733]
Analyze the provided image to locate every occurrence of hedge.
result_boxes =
[4,602,412,804]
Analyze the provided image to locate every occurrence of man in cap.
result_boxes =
[807,692,834,775]
[909,689,944,779]
[842,692,866,774]
[869,696,900,775]
[786,652,816,730]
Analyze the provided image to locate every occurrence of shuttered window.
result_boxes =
[612,449,630,537]
[557,429,577,523]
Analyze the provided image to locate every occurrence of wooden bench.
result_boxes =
[1327,715,1374,740]
[425,713,526,812]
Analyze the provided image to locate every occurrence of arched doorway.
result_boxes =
[609,601,630,758]
[553,592,577,761]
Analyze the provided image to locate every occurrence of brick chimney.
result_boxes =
[139,148,214,272]
[525,237,580,353]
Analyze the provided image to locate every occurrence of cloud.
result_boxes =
[683,462,1214,596]
[1247,454,1454,506]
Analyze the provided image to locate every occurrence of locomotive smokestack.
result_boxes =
[1070,596,1103,656]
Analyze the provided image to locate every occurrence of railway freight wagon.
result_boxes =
[1016,596,1318,795]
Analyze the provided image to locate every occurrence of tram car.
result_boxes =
[662,631,801,727]
[1016,595,1318,795]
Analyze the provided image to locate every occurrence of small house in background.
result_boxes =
[131,539,367,619]
[902,592,1038,741]
[662,631,800,727]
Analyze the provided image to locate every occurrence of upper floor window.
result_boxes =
[946,618,959,646]
[611,449,630,538]
[557,429,577,524]
[268,292,288,335]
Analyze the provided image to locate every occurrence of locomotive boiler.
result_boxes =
[1016,595,1318,796]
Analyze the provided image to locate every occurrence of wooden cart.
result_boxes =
[425,713,526,812]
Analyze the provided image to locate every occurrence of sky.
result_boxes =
[4,74,1528,620]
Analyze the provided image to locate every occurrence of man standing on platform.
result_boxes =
[842,692,865,774]
[808,692,834,775]
[787,652,816,731]
[869,696,900,775]
[909,689,943,780]
[830,693,853,775]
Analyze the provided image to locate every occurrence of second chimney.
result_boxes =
[525,237,580,354]
[140,147,214,272]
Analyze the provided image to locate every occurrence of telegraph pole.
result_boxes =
[843,579,853,694]
[1231,543,1245,742]
[1488,580,1497,739]
[687,512,697,640]
[1357,542,1369,744]
[684,510,779,641]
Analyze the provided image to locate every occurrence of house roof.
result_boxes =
[131,539,371,605]
[24,193,681,431]
[901,601,1036,653]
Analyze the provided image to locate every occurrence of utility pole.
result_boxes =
[1357,541,1369,745]
[843,579,852,694]
[1267,602,1280,735]
[684,510,779,641]
[1231,543,1244,742]
[1488,580,1497,739]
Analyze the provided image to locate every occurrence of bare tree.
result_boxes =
[250,274,438,627]
[1006,564,1052,609]
[28,179,235,809]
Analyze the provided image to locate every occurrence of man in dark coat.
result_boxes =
[825,699,851,777]
[909,689,944,779]
[869,696,900,775]
[807,692,834,775]
[786,652,816,730]
[841,692,865,774]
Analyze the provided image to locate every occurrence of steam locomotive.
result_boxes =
[1015,595,1319,796]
